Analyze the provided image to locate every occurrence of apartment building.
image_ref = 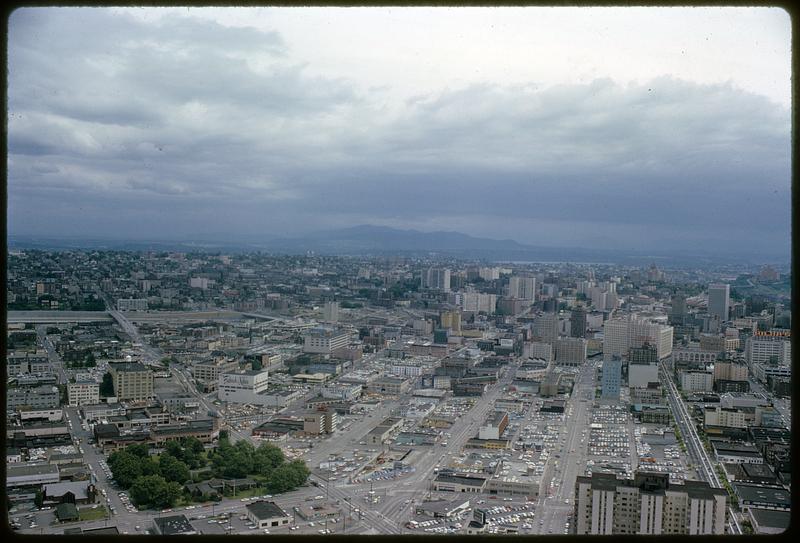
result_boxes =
[193,356,239,384]
[109,362,154,402]
[574,471,727,535]
[704,406,748,429]
[680,370,714,392]
[713,361,749,383]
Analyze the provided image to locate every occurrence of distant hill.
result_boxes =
[8,226,786,266]
[263,224,530,254]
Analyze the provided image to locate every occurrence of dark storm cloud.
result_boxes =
[7,9,791,255]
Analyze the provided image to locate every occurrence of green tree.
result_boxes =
[129,475,182,509]
[126,443,150,459]
[266,466,295,494]
[108,450,143,489]
[266,460,309,494]
[141,457,161,477]
[183,436,205,455]
[286,460,310,485]
[253,443,285,476]
[159,454,190,484]
[164,440,184,459]
[34,489,44,508]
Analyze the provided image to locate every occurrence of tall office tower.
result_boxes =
[570,306,587,338]
[669,294,688,325]
[323,301,339,323]
[631,320,674,359]
[745,333,792,366]
[533,313,559,345]
[555,337,587,366]
[590,287,608,311]
[574,472,727,535]
[708,283,730,322]
[508,276,537,302]
[603,318,630,361]
[422,267,451,291]
[604,316,673,361]
[600,358,622,400]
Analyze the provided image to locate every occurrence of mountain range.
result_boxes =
[8,224,787,266]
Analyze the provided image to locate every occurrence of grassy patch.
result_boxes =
[230,486,266,500]
[78,505,108,521]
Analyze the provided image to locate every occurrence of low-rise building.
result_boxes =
[245,501,291,528]
[414,498,471,519]
[366,417,403,445]
[68,380,100,407]
[7,385,60,410]
[6,463,60,488]
[432,473,487,493]
[712,442,764,464]
[152,514,198,535]
[747,508,791,534]
[733,483,791,511]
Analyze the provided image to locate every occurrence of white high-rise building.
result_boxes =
[461,292,497,314]
[575,472,727,535]
[422,268,451,291]
[603,316,673,361]
[322,301,339,323]
[745,333,791,366]
[508,276,536,302]
[603,319,630,361]
[708,284,730,322]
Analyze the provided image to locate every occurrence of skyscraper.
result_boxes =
[601,358,622,400]
[323,301,339,323]
[422,267,451,291]
[570,306,587,338]
[508,275,536,302]
[669,294,687,325]
[708,283,730,322]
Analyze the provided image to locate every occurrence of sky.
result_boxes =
[7,7,792,257]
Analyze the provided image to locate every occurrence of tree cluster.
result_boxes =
[208,436,309,492]
[108,439,205,509]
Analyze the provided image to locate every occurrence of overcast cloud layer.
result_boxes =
[7,7,792,257]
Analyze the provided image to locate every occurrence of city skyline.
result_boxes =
[7,7,792,257]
